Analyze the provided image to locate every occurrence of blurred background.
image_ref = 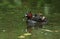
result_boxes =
[0,0,60,39]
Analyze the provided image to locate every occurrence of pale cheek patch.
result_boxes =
[25,14,27,17]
